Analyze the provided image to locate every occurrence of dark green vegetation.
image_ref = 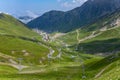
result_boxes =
[0,52,120,80]
[1,0,120,80]
[77,38,120,55]
[49,3,120,79]
[28,0,120,33]
[0,13,100,80]
[0,13,53,65]
[58,7,120,56]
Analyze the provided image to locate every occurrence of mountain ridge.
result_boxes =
[27,0,120,33]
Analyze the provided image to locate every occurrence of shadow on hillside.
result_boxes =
[77,38,120,55]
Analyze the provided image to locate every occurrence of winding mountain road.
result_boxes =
[76,25,120,43]
[76,30,102,43]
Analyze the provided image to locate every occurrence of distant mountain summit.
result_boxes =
[18,16,34,23]
[27,0,120,33]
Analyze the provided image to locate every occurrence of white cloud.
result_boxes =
[16,10,40,23]
[0,11,10,15]
[72,0,87,3]
[61,2,73,7]
[58,0,88,8]
[26,10,38,18]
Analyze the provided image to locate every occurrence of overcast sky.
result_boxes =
[0,0,87,17]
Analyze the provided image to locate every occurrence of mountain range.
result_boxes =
[0,0,120,80]
[27,0,120,33]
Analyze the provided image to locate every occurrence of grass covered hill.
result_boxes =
[0,13,51,66]
[0,13,42,39]
[57,9,120,55]
[0,4,120,80]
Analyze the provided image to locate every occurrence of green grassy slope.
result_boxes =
[76,25,120,55]
[45,10,120,80]
[57,9,120,45]
[0,52,119,80]
[0,11,120,80]
[56,9,120,56]
[0,35,49,65]
[57,29,91,45]
[0,13,51,66]
[0,13,42,39]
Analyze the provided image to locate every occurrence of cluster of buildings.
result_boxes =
[33,28,53,42]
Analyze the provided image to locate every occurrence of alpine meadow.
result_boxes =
[0,0,120,80]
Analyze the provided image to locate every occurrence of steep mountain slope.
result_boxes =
[58,9,120,45]
[56,8,120,55]
[0,13,106,80]
[0,3,120,80]
[0,13,51,66]
[0,13,83,71]
[0,13,41,39]
[76,10,120,55]
[27,0,120,33]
